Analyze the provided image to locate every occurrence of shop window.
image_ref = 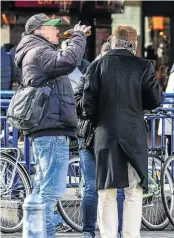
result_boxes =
[95,28,111,57]
[144,16,170,69]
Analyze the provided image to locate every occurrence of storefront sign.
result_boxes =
[15,1,124,13]
[15,1,75,8]
[152,16,164,30]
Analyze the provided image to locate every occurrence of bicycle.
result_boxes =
[0,139,81,233]
[142,108,174,230]
[161,154,174,227]
[0,148,31,233]
[142,148,171,230]
[159,109,174,227]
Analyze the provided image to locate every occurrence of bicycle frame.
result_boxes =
[143,174,160,199]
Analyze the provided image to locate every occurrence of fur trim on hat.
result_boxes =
[113,25,137,42]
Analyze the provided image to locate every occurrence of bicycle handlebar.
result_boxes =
[147,108,174,118]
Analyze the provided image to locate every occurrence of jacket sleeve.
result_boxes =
[82,61,100,122]
[37,31,86,78]
[10,53,22,84]
[142,62,164,110]
[74,75,86,117]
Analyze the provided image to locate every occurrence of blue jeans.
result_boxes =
[78,139,98,237]
[53,208,64,226]
[32,136,69,238]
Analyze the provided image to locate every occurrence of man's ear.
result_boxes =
[34,26,43,35]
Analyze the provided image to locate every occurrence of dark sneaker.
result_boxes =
[55,223,72,233]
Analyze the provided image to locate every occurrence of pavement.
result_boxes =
[1,231,174,238]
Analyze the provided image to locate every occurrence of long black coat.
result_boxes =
[83,49,164,190]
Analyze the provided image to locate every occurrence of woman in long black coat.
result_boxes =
[83,25,164,238]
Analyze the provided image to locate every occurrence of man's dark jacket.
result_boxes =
[78,58,90,75]
[15,31,86,139]
[83,49,164,190]
[74,75,86,116]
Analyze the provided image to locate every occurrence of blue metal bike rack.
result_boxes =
[1,90,174,175]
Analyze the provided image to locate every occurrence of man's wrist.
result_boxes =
[72,31,86,38]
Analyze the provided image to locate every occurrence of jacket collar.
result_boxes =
[33,34,57,49]
[106,49,134,57]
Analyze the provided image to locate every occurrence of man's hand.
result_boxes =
[74,21,91,34]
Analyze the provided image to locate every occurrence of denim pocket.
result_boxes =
[33,137,51,151]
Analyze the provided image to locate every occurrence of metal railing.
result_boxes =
[1,90,174,175]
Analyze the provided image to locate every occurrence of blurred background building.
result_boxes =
[1,0,174,69]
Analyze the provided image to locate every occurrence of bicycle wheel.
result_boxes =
[142,155,170,230]
[0,152,32,233]
[57,155,83,232]
[161,155,174,226]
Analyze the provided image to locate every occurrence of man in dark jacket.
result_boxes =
[83,25,164,238]
[15,13,90,238]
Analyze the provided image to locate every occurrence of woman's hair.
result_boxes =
[101,42,111,55]
[100,36,112,56]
